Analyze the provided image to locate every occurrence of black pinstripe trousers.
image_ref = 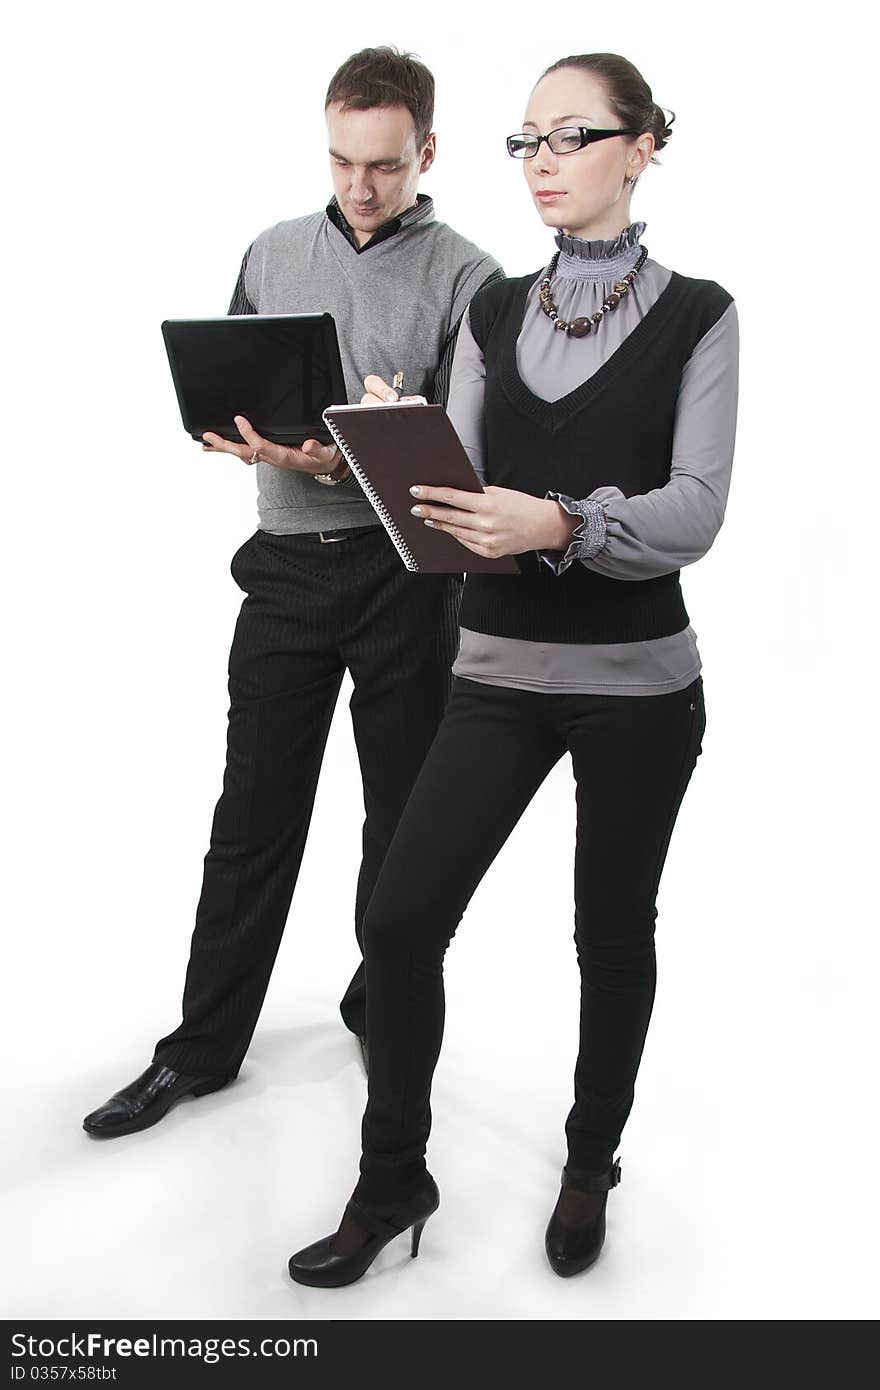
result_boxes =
[153,525,462,1078]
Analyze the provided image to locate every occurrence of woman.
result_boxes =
[288,51,739,1285]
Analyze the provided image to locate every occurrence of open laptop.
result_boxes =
[161,313,348,447]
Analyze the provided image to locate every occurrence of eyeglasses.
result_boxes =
[506,126,641,159]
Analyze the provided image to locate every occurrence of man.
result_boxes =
[83,46,502,1138]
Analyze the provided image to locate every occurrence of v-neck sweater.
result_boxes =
[240,197,501,533]
[448,222,739,694]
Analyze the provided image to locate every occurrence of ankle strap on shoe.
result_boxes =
[562,1158,622,1194]
[344,1197,405,1241]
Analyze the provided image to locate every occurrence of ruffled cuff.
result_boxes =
[538,493,607,575]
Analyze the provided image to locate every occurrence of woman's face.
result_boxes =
[520,68,650,237]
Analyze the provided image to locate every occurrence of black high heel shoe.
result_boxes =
[544,1158,621,1277]
[288,1176,440,1288]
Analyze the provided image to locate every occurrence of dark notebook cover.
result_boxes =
[322,403,520,574]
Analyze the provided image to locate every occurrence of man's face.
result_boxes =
[325,102,435,246]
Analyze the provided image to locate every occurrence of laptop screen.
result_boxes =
[162,314,347,445]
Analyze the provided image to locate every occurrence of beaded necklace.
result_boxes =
[538,244,649,337]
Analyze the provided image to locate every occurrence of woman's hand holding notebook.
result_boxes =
[322,400,520,574]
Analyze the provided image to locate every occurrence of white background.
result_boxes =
[2,0,875,1323]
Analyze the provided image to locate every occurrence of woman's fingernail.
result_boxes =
[410,486,421,496]
[411,506,423,516]
[424,519,436,528]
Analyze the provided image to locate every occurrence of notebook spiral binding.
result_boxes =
[322,413,419,571]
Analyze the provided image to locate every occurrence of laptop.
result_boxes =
[161,313,348,447]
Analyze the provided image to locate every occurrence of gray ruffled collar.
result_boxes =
[553,220,647,282]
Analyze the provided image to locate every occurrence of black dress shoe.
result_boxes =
[357,1034,369,1077]
[544,1158,622,1277]
[82,1062,232,1139]
[288,1176,440,1288]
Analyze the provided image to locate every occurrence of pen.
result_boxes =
[392,371,405,396]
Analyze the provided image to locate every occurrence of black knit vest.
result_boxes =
[458,268,733,644]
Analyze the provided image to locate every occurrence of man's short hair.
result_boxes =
[325,46,435,150]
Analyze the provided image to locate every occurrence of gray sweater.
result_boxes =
[236,196,501,534]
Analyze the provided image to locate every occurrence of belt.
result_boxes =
[314,524,380,544]
[258,523,381,545]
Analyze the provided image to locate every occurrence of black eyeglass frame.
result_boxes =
[506,126,642,159]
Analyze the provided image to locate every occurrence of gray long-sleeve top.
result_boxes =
[447,221,740,696]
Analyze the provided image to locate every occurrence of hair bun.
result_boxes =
[539,55,676,166]
[652,104,675,152]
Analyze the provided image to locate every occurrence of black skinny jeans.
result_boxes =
[356,673,706,1202]
[153,526,461,1078]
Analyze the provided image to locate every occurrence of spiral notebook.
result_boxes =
[322,402,520,574]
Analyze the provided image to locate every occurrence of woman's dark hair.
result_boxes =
[325,46,435,150]
[540,53,674,164]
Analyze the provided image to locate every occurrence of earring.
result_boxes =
[628,176,637,187]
